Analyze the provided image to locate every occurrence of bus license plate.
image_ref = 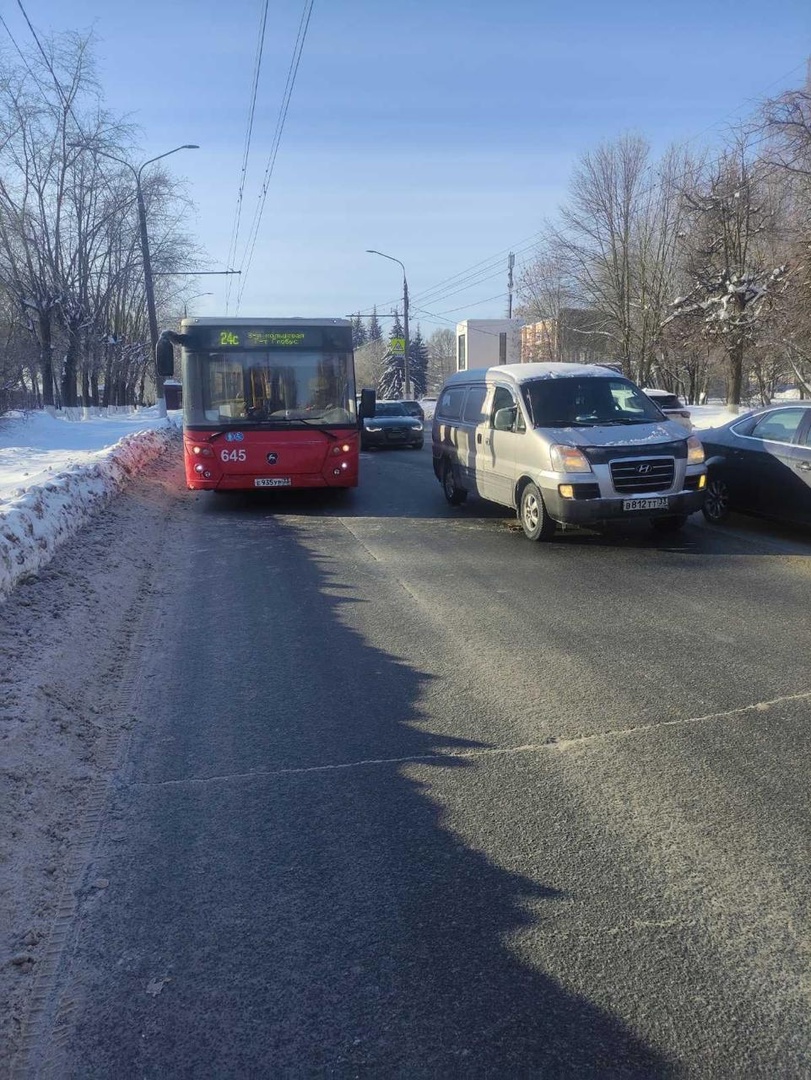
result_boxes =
[254,477,292,488]
[623,497,669,511]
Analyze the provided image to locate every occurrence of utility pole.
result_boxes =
[402,274,410,398]
[367,250,410,397]
[507,252,515,319]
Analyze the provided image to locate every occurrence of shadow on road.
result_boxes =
[61,506,673,1076]
[199,479,811,558]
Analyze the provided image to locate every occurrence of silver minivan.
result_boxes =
[432,364,707,540]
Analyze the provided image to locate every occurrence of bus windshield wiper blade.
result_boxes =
[274,416,338,440]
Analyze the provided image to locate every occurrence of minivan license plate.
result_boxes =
[623,497,669,511]
[254,477,292,488]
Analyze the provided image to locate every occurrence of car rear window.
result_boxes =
[651,394,684,410]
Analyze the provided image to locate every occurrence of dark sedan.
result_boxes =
[361,400,424,450]
[700,404,811,526]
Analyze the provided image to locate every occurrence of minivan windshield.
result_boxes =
[521,376,665,427]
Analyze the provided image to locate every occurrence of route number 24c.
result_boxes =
[220,448,247,462]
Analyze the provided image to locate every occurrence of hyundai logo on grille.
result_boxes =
[637,463,652,474]
[266,452,278,464]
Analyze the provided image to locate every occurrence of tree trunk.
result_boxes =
[61,322,81,409]
[727,338,744,409]
[38,311,55,409]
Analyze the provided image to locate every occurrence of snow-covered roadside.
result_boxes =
[0,451,185,1070]
[0,410,180,601]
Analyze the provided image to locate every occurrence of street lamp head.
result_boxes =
[182,144,200,150]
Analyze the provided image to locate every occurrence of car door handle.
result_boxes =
[797,461,811,472]
[477,433,482,444]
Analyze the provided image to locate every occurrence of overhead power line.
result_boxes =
[360,58,810,321]
[225,0,270,314]
[236,0,315,312]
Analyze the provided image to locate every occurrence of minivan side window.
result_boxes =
[438,387,466,420]
[462,385,488,423]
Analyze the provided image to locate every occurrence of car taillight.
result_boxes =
[189,444,214,458]
[331,443,352,456]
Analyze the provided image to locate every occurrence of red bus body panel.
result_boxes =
[184,427,359,490]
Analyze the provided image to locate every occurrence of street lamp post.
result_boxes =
[87,143,199,417]
[366,249,410,397]
[183,292,214,318]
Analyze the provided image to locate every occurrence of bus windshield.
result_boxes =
[184,349,356,426]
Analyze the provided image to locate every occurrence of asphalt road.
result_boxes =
[31,445,811,1076]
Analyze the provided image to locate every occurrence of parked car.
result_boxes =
[700,404,811,526]
[432,364,706,541]
[419,396,438,420]
[642,389,693,432]
[361,400,424,450]
[400,399,425,421]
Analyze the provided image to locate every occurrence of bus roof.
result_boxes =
[180,317,351,329]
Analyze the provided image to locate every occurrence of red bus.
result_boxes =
[156,317,373,492]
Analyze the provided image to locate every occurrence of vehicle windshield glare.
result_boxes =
[522,376,664,427]
[186,349,356,425]
[374,402,408,417]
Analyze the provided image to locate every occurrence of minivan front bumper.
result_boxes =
[543,486,706,526]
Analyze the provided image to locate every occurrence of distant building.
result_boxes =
[455,319,524,371]
[521,308,612,365]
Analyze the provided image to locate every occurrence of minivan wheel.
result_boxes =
[442,461,467,505]
[520,482,556,541]
[702,476,730,523]
[651,514,688,534]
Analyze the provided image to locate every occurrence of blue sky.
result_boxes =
[2,0,809,335]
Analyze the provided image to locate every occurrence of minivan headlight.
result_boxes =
[687,436,705,464]
[550,444,592,473]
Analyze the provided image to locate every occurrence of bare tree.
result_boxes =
[546,136,697,383]
[426,327,456,390]
[759,77,811,395]
[668,135,785,408]
[515,246,579,361]
[0,29,199,413]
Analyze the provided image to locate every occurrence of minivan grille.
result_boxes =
[610,457,674,493]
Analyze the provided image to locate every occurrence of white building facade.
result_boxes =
[455,319,524,371]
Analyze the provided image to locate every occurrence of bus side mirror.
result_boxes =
[358,388,376,420]
[156,336,175,377]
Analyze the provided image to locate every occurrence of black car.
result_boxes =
[361,400,424,450]
[700,404,811,526]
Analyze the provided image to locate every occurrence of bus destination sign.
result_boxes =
[187,323,353,352]
[218,330,306,348]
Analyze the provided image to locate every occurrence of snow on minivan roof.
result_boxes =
[442,363,622,387]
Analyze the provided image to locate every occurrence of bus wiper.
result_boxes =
[274,416,338,440]
[206,430,228,442]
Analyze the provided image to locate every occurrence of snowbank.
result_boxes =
[0,411,179,600]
